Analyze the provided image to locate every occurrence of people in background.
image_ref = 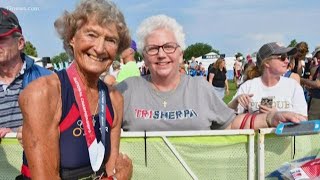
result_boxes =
[116,40,141,83]
[292,41,309,76]
[284,56,301,83]
[17,0,132,179]
[208,58,229,99]
[189,56,198,76]
[233,55,242,86]
[116,15,305,132]
[0,8,52,138]
[103,60,121,86]
[300,45,320,120]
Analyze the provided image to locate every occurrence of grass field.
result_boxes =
[223,80,237,104]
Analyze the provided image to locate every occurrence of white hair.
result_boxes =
[136,14,186,54]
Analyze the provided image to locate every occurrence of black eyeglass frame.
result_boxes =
[143,42,180,56]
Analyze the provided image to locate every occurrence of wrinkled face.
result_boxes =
[265,55,289,75]
[0,35,24,65]
[70,19,119,76]
[142,28,183,79]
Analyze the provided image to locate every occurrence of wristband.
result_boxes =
[240,113,251,129]
[250,114,257,129]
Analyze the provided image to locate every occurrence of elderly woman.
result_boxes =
[228,42,307,120]
[116,14,305,132]
[18,0,132,179]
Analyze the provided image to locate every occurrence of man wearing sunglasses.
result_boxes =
[229,42,307,119]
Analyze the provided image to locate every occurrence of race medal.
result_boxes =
[89,139,105,171]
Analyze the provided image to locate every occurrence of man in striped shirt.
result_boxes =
[0,7,52,138]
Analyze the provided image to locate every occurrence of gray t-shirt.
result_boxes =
[116,74,235,131]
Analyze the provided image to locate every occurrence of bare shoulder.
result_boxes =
[19,73,61,116]
[290,72,301,84]
[108,84,123,108]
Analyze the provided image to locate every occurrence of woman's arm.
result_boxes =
[105,86,132,179]
[19,74,61,179]
[225,79,229,95]
[208,73,214,84]
[230,111,305,130]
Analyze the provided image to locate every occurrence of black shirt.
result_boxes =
[209,67,226,88]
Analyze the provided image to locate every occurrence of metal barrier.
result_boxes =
[1,130,255,180]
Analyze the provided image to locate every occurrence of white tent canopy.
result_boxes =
[194,52,235,71]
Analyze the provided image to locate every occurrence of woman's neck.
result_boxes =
[75,65,99,89]
[150,73,181,92]
[261,72,280,87]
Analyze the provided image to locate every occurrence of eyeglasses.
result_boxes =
[144,42,180,55]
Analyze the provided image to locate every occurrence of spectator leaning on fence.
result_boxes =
[116,14,306,132]
[300,46,320,120]
[0,7,52,138]
[17,0,132,179]
[228,42,307,120]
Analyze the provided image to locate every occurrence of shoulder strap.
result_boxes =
[284,70,292,78]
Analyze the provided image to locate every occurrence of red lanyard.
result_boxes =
[66,63,105,172]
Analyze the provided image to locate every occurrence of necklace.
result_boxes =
[148,76,180,108]
[92,101,99,120]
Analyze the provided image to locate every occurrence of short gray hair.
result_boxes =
[54,0,131,59]
[136,14,186,54]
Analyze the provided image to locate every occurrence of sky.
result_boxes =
[2,0,319,58]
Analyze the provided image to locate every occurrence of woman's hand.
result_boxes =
[259,104,277,114]
[267,111,306,127]
[106,153,132,180]
[16,126,23,147]
[236,94,254,110]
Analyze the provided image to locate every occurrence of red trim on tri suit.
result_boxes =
[21,164,31,178]
[106,106,113,127]
[59,103,80,132]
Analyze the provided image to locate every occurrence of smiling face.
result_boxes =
[70,18,119,77]
[142,28,183,79]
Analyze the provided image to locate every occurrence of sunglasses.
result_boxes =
[270,54,288,61]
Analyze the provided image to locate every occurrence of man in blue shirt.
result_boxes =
[0,7,51,138]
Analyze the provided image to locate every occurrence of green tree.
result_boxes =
[183,43,219,61]
[51,52,69,64]
[24,41,38,57]
[134,52,143,62]
[288,39,297,47]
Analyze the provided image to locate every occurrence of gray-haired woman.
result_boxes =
[18,0,132,179]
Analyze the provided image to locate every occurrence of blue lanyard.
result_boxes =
[98,81,106,147]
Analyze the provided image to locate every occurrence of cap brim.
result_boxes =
[273,47,297,56]
[0,28,21,37]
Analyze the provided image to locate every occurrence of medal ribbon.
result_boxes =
[67,63,105,171]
